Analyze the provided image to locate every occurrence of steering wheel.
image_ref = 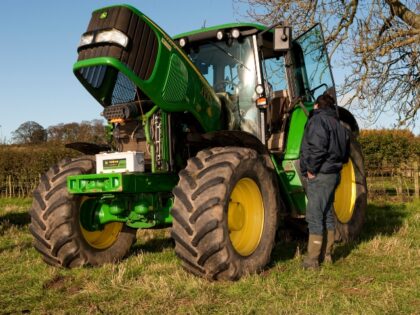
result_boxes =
[307,83,328,101]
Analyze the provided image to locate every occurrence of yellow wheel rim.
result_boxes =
[228,178,264,256]
[81,222,123,249]
[334,160,357,223]
[79,198,123,250]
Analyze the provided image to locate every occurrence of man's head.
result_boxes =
[314,94,335,110]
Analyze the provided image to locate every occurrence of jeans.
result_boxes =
[305,172,340,236]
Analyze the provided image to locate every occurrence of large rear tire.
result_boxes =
[334,137,367,242]
[171,147,279,280]
[29,156,136,267]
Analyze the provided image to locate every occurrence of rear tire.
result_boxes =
[334,137,367,242]
[171,147,279,280]
[29,156,136,267]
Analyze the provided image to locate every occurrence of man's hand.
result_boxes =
[307,171,316,179]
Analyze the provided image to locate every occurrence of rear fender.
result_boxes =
[193,130,274,170]
[337,106,359,136]
[201,131,269,155]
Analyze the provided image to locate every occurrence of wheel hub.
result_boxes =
[79,197,123,249]
[228,178,264,256]
[228,202,245,231]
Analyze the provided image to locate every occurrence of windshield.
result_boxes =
[189,37,259,134]
[189,38,257,101]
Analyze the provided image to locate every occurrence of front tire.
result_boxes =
[171,147,279,280]
[29,156,136,267]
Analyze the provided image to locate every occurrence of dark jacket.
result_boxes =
[300,107,349,176]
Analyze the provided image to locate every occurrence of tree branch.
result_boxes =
[385,0,420,29]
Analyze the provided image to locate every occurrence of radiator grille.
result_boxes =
[79,66,107,88]
[162,54,188,102]
[112,72,136,105]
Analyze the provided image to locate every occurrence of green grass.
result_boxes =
[1,198,419,314]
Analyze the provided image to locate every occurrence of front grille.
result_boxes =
[79,66,107,88]
[162,54,188,103]
[112,72,136,105]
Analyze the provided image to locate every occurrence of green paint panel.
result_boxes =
[280,160,307,215]
[67,173,179,194]
[271,156,307,216]
[79,194,173,231]
[74,5,222,132]
[283,103,313,160]
[272,103,314,216]
[162,54,188,102]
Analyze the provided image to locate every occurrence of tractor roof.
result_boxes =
[173,23,268,42]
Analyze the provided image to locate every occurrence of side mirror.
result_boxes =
[274,26,292,52]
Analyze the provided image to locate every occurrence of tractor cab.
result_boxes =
[175,23,336,150]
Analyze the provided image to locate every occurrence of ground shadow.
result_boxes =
[270,202,408,265]
[269,226,307,267]
[333,202,407,260]
[0,211,31,231]
[0,210,32,254]
[131,229,175,255]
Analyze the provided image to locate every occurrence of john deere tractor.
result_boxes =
[30,5,366,280]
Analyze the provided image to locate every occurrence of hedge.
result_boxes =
[0,144,81,197]
[358,129,420,170]
[0,129,418,197]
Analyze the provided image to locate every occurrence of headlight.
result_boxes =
[231,28,240,39]
[79,33,94,47]
[179,38,187,47]
[78,28,129,49]
[255,84,264,95]
[216,30,224,40]
[95,29,129,47]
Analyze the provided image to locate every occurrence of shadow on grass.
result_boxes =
[131,235,174,255]
[0,211,30,231]
[0,211,31,253]
[270,202,408,265]
[333,202,408,260]
[270,227,307,266]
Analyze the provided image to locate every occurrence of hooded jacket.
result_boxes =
[300,107,350,176]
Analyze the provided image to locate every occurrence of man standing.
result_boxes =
[300,93,350,269]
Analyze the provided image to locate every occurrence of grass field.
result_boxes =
[0,198,419,314]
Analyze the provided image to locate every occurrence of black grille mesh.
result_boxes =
[112,72,136,105]
[79,66,107,88]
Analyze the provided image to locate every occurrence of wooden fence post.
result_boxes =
[396,167,403,201]
[414,159,419,199]
[8,175,12,198]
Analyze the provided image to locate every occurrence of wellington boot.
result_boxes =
[302,234,323,270]
[323,230,335,264]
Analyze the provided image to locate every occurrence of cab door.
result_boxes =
[293,24,336,101]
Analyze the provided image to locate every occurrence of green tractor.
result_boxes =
[30,5,367,280]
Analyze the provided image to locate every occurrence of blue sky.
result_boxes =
[0,1,417,141]
[0,0,241,141]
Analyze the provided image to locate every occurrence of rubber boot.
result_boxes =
[302,234,323,270]
[323,230,335,264]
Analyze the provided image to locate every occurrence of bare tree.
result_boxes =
[234,0,420,126]
[12,121,47,145]
[47,119,106,144]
